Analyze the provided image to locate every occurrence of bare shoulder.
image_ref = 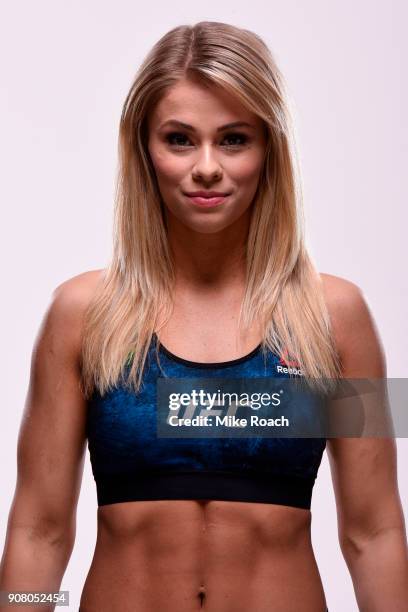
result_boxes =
[36,269,106,362]
[319,272,367,332]
[51,268,105,324]
[53,268,106,307]
[318,272,386,377]
[319,272,361,307]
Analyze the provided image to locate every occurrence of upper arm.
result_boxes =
[7,270,103,541]
[321,274,406,550]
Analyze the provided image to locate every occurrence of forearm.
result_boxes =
[0,526,74,612]
[342,526,408,611]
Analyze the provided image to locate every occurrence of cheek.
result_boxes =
[227,151,265,185]
[149,148,187,184]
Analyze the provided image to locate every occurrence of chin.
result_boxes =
[185,216,240,235]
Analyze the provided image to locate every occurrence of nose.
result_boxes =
[192,144,223,181]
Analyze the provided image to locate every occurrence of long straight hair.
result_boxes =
[80,21,342,399]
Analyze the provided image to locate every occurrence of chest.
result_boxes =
[156,293,262,363]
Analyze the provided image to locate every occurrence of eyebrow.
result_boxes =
[158,119,256,132]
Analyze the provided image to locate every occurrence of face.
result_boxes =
[146,77,267,234]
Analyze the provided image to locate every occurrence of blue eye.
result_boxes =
[165,132,249,148]
[166,132,191,147]
[222,133,248,146]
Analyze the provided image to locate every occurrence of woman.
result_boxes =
[1,21,407,612]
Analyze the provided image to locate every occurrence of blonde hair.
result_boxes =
[80,21,342,399]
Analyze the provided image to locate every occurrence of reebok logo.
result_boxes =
[276,348,304,376]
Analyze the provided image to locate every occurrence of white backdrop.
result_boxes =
[1,2,406,610]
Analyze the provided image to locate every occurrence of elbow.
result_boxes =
[339,522,407,562]
[30,520,76,550]
[7,513,76,550]
[339,530,367,560]
[0,519,76,586]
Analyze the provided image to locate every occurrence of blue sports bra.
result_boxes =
[86,333,326,510]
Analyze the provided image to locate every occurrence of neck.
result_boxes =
[166,209,251,290]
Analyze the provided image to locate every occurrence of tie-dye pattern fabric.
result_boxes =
[86,335,326,508]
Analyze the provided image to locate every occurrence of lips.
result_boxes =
[184,191,230,198]
[185,194,229,208]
